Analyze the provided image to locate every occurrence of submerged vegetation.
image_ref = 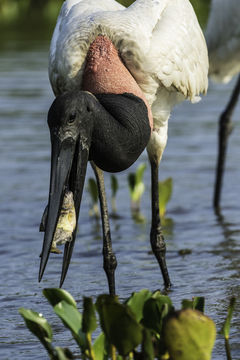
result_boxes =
[19,288,236,360]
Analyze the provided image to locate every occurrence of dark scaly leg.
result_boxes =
[150,159,171,289]
[91,162,117,295]
[214,74,240,209]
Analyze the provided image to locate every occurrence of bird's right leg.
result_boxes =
[150,159,171,289]
[214,74,240,209]
[91,161,117,295]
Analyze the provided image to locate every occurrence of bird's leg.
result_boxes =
[150,160,171,289]
[91,161,117,295]
[214,74,240,209]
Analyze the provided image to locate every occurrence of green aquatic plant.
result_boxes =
[158,177,173,218]
[87,177,100,218]
[110,175,119,216]
[128,163,146,223]
[220,297,236,360]
[19,288,219,360]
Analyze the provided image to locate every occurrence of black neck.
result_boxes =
[89,93,151,173]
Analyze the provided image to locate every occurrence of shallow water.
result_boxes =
[0,40,239,360]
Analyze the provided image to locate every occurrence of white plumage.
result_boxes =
[49,0,208,164]
[205,0,240,84]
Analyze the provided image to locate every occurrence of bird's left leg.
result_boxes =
[214,74,240,209]
[150,158,171,289]
[91,161,117,295]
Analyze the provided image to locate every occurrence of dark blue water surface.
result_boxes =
[0,40,239,359]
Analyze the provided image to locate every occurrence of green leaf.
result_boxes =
[111,175,118,197]
[126,289,152,323]
[54,347,74,360]
[82,297,97,334]
[142,328,155,360]
[43,288,77,308]
[142,291,173,334]
[135,163,146,185]
[163,309,216,360]
[54,301,87,350]
[93,333,109,360]
[221,297,236,340]
[19,308,53,355]
[158,177,173,218]
[181,297,205,313]
[96,295,143,356]
[128,163,146,203]
[88,177,99,203]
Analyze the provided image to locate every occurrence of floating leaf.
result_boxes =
[43,288,77,308]
[159,177,173,218]
[54,301,87,350]
[82,297,97,334]
[96,295,143,356]
[163,309,216,360]
[221,297,236,340]
[126,289,152,322]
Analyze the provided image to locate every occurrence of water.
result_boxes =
[0,40,239,360]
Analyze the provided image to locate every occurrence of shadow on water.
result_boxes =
[0,18,240,360]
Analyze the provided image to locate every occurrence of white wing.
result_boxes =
[205,0,240,83]
[49,0,208,109]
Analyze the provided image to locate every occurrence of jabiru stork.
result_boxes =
[39,0,208,294]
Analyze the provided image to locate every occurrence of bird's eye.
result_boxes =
[68,112,76,124]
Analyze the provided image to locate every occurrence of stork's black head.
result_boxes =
[39,90,150,286]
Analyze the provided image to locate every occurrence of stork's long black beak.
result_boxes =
[39,130,90,285]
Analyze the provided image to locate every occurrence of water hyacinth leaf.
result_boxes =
[181,297,205,313]
[142,292,173,334]
[221,297,236,339]
[142,328,155,360]
[96,295,143,356]
[43,288,77,308]
[126,289,152,322]
[54,301,87,349]
[82,297,97,334]
[19,308,52,340]
[158,177,173,218]
[19,308,53,353]
[163,309,216,360]
[54,347,74,360]
[93,333,109,360]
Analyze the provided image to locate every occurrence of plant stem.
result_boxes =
[111,345,116,360]
[86,333,95,360]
